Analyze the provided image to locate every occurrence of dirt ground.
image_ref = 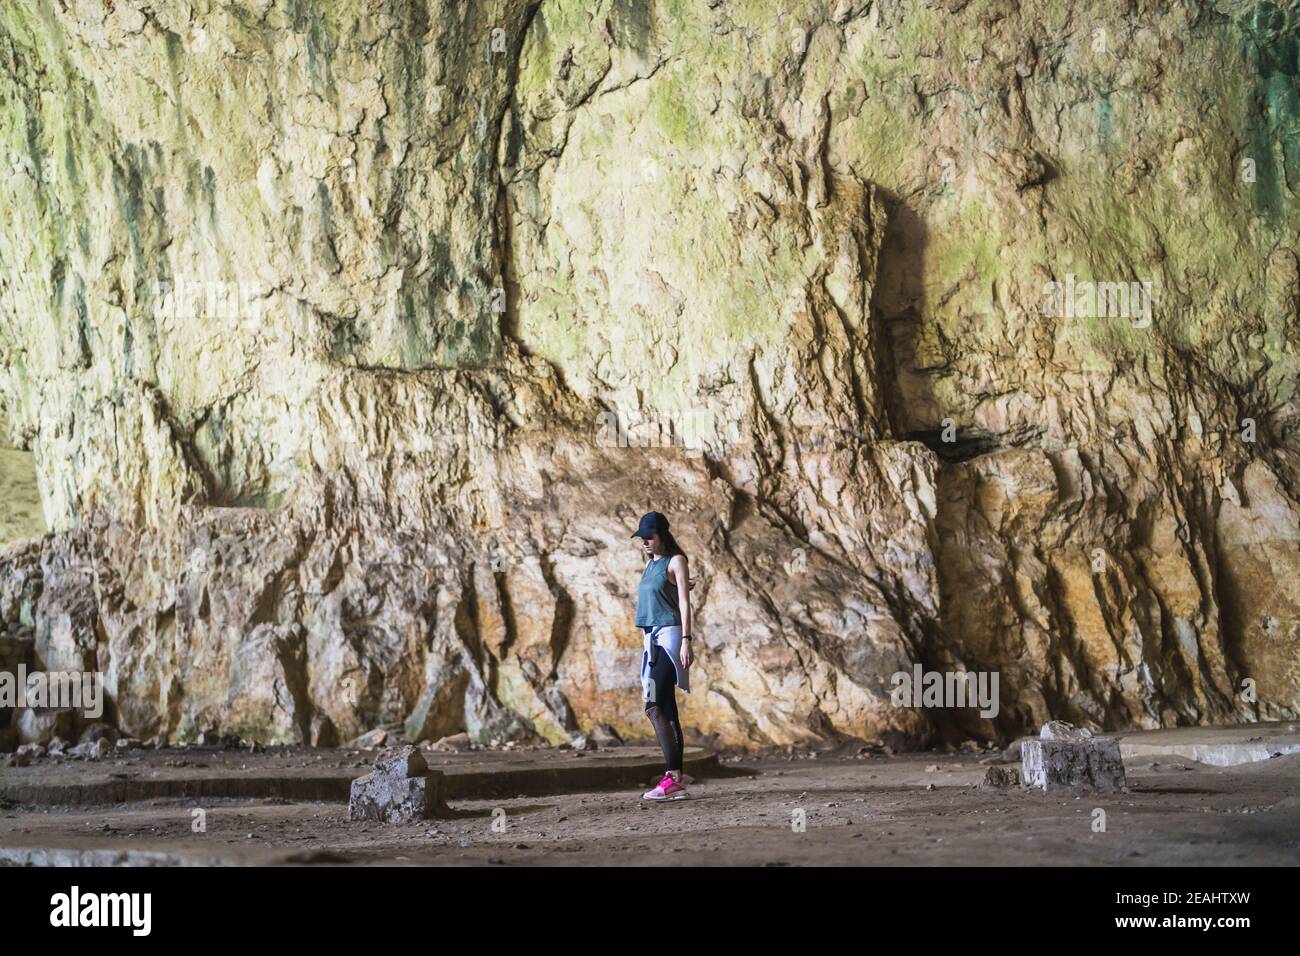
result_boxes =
[2,746,1297,866]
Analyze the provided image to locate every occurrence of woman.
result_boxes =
[631,511,694,800]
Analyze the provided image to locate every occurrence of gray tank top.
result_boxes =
[636,556,681,627]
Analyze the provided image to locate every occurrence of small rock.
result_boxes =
[980,765,1022,789]
[70,737,112,760]
[193,730,244,748]
[344,728,389,749]
[429,732,474,753]
[78,722,117,745]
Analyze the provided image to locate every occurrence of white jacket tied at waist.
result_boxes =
[640,624,690,694]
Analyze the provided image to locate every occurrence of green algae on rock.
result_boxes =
[0,0,1296,749]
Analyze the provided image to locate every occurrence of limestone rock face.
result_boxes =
[0,410,44,542]
[0,1,1298,748]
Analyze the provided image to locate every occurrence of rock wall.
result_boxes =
[0,0,1297,748]
[0,409,45,542]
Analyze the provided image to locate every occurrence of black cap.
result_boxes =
[631,511,669,539]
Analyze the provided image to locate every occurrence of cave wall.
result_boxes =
[0,0,1297,747]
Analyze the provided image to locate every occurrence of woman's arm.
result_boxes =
[671,554,693,670]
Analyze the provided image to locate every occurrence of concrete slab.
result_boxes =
[0,745,723,806]
[1112,722,1300,767]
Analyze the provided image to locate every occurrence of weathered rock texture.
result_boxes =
[348,745,443,822]
[0,1,1298,748]
[1022,736,1128,791]
[980,764,1022,788]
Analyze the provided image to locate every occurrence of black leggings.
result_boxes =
[644,646,683,773]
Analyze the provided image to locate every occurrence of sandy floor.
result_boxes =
[2,747,1297,866]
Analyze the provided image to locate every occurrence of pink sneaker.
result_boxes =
[642,773,688,801]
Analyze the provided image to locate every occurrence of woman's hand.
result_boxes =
[679,640,694,670]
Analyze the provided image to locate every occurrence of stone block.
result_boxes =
[348,771,442,823]
[1022,736,1127,791]
[347,744,444,822]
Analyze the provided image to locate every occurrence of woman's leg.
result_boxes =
[644,649,683,775]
